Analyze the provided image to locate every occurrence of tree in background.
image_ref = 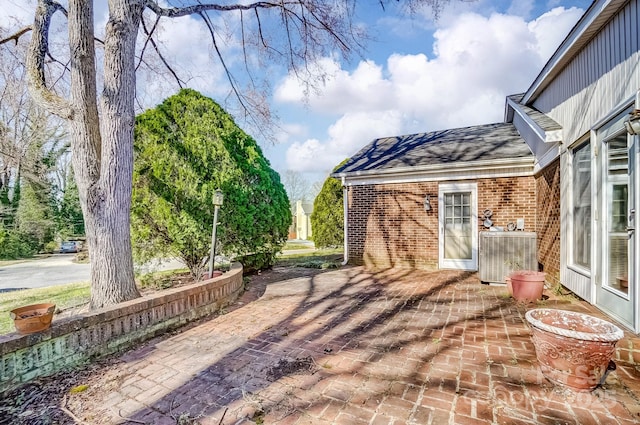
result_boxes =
[311,161,348,248]
[15,183,55,251]
[0,35,73,258]
[282,170,311,206]
[57,167,85,239]
[132,89,290,279]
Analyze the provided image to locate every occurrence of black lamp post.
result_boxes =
[209,189,224,278]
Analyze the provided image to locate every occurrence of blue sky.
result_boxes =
[268,0,590,185]
[2,0,592,187]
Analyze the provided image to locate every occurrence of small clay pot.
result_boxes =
[10,303,56,334]
[510,271,545,302]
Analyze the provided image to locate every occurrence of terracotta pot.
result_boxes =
[526,308,624,392]
[510,271,546,302]
[505,276,513,296]
[10,303,56,334]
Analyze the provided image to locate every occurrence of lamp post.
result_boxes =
[209,189,224,278]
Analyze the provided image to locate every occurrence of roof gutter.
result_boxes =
[341,176,348,266]
[332,156,534,182]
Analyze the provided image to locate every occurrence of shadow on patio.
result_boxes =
[23,267,640,424]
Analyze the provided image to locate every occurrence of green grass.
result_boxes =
[283,242,315,250]
[0,282,90,334]
[276,248,343,267]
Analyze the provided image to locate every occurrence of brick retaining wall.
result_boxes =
[0,263,244,394]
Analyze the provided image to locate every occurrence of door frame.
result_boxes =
[438,182,478,270]
[594,106,637,331]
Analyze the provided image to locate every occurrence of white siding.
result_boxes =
[533,0,640,144]
[513,113,554,161]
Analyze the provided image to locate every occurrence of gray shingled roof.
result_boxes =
[507,94,562,132]
[334,122,533,175]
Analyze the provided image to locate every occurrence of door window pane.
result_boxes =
[444,192,472,260]
[572,141,591,268]
[606,134,629,294]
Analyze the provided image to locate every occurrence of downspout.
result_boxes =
[342,176,349,265]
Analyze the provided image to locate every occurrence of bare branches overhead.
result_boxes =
[25,0,73,120]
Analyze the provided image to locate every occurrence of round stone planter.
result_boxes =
[510,271,545,302]
[525,308,624,392]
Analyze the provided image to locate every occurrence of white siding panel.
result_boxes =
[533,0,640,144]
[563,268,592,300]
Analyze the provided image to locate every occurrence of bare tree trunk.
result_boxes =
[67,0,141,309]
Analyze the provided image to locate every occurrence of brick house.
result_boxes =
[334,0,640,332]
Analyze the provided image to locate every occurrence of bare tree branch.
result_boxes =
[136,14,161,71]
[26,0,74,120]
[0,26,32,46]
[145,1,285,18]
[138,15,185,88]
[198,11,246,112]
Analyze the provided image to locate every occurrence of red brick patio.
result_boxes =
[60,267,640,424]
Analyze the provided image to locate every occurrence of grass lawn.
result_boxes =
[0,282,90,334]
[277,248,343,268]
[283,241,315,250]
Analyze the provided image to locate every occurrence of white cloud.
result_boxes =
[275,123,308,144]
[508,0,536,19]
[529,7,584,59]
[286,110,404,172]
[278,7,583,173]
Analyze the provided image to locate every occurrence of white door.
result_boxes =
[439,183,478,270]
[596,111,636,330]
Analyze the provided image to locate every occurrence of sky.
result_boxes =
[1,0,592,188]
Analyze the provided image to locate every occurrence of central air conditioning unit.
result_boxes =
[479,232,537,284]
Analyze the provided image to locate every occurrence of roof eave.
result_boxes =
[331,156,534,181]
[506,97,563,144]
[522,0,628,105]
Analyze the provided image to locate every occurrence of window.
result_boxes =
[572,141,591,269]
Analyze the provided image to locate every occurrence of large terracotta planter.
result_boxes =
[526,308,624,392]
[510,271,545,302]
[10,303,56,334]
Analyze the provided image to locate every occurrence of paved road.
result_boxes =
[0,255,184,292]
[0,254,91,292]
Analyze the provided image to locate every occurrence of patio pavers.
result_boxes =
[65,267,640,424]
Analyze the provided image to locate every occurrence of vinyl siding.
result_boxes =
[532,0,640,144]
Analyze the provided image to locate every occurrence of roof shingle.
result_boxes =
[334,122,532,175]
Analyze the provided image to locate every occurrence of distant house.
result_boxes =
[289,200,313,240]
[334,0,640,332]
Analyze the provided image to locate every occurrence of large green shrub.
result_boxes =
[0,226,36,259]
[310,161,347,248]
[132,89,291,277]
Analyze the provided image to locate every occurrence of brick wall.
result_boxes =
[0,264,244,395]
[348,182,440,269]
[347,176,537,269]
[535,159,561,286]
